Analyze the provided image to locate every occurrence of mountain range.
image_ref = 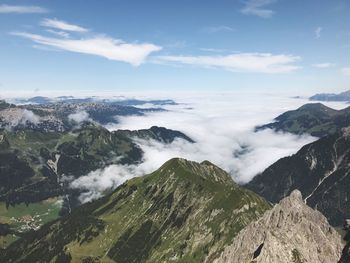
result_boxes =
[9,96,177,107]
[0,99,166,132]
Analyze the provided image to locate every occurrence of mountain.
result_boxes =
[115,126,195,143]
[247,127,350,226]
[0,158,271,263]
[256,103,350,137]
[310,90,350,102]
[214,190,343,263]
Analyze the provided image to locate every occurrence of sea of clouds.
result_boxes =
[68,92,348,203]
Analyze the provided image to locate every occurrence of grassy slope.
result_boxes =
[2,158,270,263]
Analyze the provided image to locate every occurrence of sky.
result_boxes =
[0,0,350,94]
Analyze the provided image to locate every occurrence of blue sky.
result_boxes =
[0,0,350,95]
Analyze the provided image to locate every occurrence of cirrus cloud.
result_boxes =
[312,63,335,68]
[240,0,277,18]
[0,4,48,14]
[156,53,301,73]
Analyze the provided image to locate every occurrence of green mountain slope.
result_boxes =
[256,103,350,137]
[1,158,270,263]
[0,124,194,248]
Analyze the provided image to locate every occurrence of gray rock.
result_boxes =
[215,190,343,263]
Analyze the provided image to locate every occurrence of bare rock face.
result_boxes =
[215,190,343,263]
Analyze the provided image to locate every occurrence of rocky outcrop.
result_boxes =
[215,190,343,263]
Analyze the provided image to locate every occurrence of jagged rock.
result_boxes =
[215,190,343,263]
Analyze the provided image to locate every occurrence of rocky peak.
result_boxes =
[215,189,343,263]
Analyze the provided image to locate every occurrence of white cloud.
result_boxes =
[315,27,323,39]
[203,25,235,33]
[20,109,40,124]
[341,67,350,76]
[70,164,136,203]
[0,4,48,14]
[41,18,88,32]
[68,111,91,123]
[240,0,277,18]
[312,63,335,68]
[157,53,301,73]
[12,32,162,66]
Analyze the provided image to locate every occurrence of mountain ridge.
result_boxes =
[0,158,271,263]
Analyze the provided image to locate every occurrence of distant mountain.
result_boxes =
[0,158,270,262]
[310,90,350,102]
[247,128,350,226]
[0,100,166,132]
[256,103,350,137]
[12,96,177,106]
[215,190,343,263]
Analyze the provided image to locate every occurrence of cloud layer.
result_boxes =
[69,93,348,202]
[157,53,301,73]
